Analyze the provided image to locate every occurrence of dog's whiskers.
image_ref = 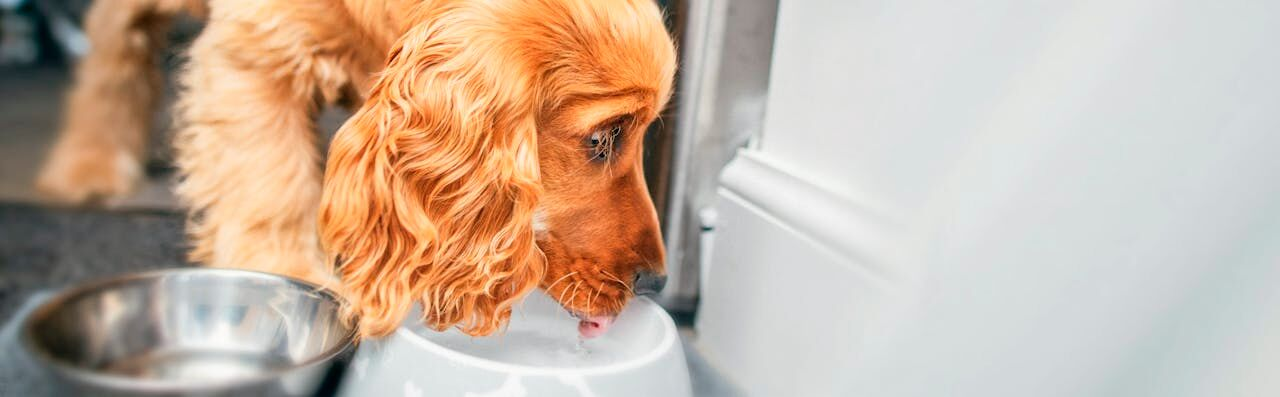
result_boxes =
[568,281,582,307]
[557,279,576,307]
[600,269,633,295]
[544,271,577,294]
[588,287,600,314]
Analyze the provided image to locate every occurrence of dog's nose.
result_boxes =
[633,270,667,296]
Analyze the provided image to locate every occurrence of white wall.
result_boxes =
[696,1,1280,395]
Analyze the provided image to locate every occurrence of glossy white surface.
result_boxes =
[698,0,1280,395]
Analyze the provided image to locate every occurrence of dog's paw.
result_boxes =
[35,144,143,206]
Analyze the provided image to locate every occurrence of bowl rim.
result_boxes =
[19,267,358,393]
[389,295,680,376]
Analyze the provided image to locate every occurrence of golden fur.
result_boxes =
[38,0,676,338]
[36,0,205,203]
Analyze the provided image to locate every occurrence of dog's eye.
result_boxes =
[586,123,623,162]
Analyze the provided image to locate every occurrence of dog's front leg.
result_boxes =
[173,10,342,287]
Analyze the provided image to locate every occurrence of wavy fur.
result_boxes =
[42,0,676,339]
[320,6,547,336]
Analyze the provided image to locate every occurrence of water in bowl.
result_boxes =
[415,313,630,368]
[407,292,650,368]
[102,348,292,381]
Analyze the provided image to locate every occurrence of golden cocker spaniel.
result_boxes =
[37,0,676,339]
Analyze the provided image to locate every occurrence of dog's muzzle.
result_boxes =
[633,270,667,297]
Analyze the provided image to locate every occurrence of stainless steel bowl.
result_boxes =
[19,268,357,396]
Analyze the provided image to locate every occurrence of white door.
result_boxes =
[696,1,1280,395]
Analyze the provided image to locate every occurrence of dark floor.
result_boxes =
[0,204,188,322]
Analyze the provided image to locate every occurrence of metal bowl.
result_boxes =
[19,268,357,396]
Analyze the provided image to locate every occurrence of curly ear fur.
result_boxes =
[319,7,545,338]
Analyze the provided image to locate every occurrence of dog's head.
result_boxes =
[319,0,676,338]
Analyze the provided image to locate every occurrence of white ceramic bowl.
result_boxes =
[337,291,691,397]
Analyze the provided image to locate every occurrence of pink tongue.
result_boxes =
[577,315,615,338]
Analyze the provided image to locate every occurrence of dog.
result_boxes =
[36,0,676,339]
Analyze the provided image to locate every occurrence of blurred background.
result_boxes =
[4,0,1280,396]
[0,0,193,324]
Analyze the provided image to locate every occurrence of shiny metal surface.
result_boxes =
[19,268,356,396]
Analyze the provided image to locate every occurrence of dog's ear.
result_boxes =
[319,18,544,338]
